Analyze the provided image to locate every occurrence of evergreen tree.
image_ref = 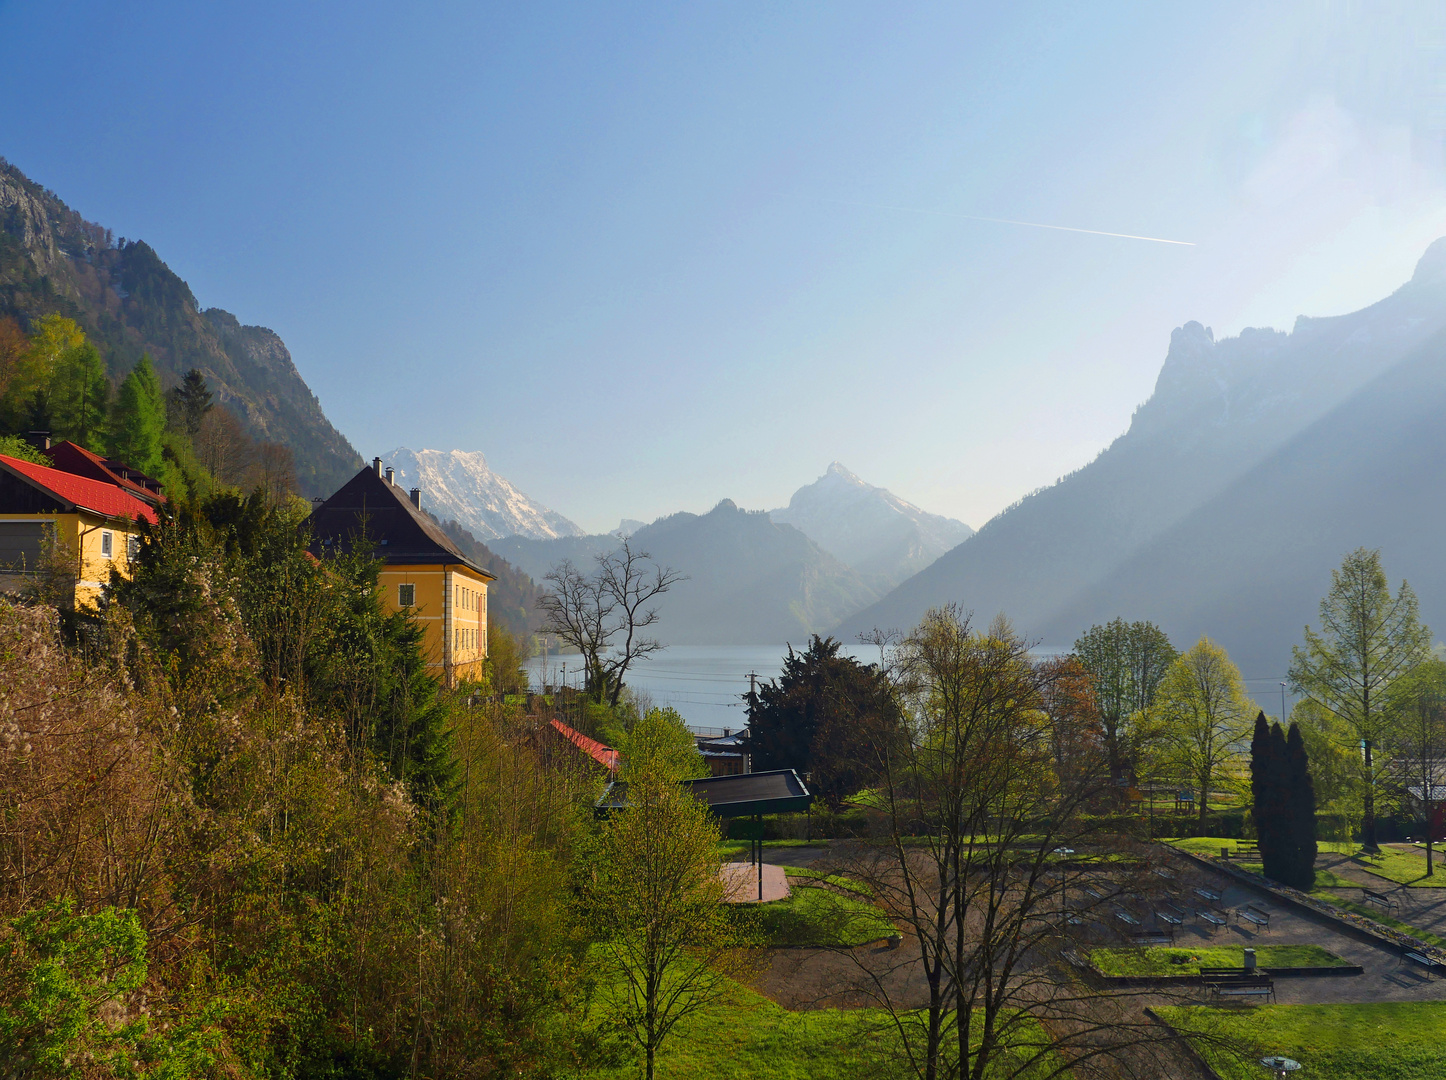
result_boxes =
[1285,722,1317,890]
[108,353,165,476]
[1250,712,1283,877]
[50,342,110,449]
[167,368,213,435]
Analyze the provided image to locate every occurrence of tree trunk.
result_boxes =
[1362,741,1378,853]
[1198,771,1209,827]
[646,1046,654,1080]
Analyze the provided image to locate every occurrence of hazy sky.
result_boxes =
[4,2,1446,532]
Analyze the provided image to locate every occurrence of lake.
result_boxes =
[524,643,887,732]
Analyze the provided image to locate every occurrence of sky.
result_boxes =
[3,2,1446,533]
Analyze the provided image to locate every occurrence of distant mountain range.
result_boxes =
[494,499,879,645]
[382,447,583,541]
[771,462,972,589]
[489,466,971,644]
[0,157,361,496]
[841,239,1446,679]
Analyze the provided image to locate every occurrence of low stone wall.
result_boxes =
[1166,843,1446,963]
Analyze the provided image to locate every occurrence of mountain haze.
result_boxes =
[772,462,973,588]
[0,157,360,496]
[382,447,583,541]
[495,499,879,645]
[841,239,1446,677]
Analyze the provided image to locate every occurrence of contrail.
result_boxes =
[825,198,1195,247]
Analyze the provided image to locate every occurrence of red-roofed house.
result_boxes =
[0,453,159,610]
[549,718,621,773]
[45,441,166,509]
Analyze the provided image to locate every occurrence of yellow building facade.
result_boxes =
[0,453,157,610]
[309,460,496,688]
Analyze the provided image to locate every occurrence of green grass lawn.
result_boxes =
[782,866,874,896]
[1156,1002,1446,1079]
[745,883,896,947]
[1350,847,1446,888]
[1089,944,1347,977]
[584,972,1062,1080]
[716,838,827,858]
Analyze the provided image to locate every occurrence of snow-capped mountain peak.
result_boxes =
[381,448,583,541]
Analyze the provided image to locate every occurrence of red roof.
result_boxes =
[46,441,165,506]
[550,719,620,772]
[0,454,159,524]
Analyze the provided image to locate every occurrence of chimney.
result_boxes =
[24,430,50,452]
[385,466,395,485]
[409,488,422,509]
[372,457,382,476]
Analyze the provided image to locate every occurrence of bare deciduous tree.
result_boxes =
[537,539,681,707]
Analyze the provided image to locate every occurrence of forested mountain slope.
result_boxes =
[0,157,360,496]
[840,239,1446,674]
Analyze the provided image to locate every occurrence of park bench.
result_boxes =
[1061,948,1092,971]
[1113,908,1142,927]
[1198,966,1250,978]
[1206,975,1275,1002]
[1158,901,1187,919]
[1129,930,1175,946]
[1151,866,1177,881]
[1362,888,1399,913]
[1196,909,1227,933]
[1237,906,1271,929]
[1403,952,1445,978]
[1080,885,1106,902]
[1194,887,1223,908]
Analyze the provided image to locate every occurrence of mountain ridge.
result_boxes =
[0,157,361,496]
[382,447,583,542]
[838,237,1446,672]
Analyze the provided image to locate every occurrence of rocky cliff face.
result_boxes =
[839,237,1446,670]
[0,157,361,496]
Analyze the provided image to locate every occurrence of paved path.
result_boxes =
[720,861,790,902]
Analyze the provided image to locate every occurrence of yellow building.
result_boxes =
[307,459,496,687]
[0,452,159,610]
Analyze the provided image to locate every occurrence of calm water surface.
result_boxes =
[524,643,886,731]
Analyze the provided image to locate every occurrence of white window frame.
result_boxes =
[100,530,113,558]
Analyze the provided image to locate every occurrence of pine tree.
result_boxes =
[167,368,212,435]
[108,353,165,476]
[1285,722,1317,890]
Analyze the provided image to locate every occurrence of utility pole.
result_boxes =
[1280,682,1287,724]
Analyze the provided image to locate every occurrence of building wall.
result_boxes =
[0,511,142,609]
[377,563,491,686]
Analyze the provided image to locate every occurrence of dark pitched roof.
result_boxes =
[46,441,165,507]
[306,464,495,578]
[0,454,160,523]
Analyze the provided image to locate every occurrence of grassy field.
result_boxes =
[584,973,1062,1080]
[1350,847,1446,888]
[782,866,874,896]
[1156,1002,1446,1079]
[717,838,827,859]
[746,882,896,947]
[1089,944,1347,977]
[1165,838,1359,888]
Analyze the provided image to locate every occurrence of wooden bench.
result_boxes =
[1238,906,1271,929]
[1198,966,1250,978]
[1206,975,1275,1002]
[1061,948,1092,970]
[1196,909,1227,933]
[1151,866,1177,881]
[1194,887,1223,908]
[1403,952,1445,977]
[1113,908,1142,927]
[1130,931,1175,946]
[1362,888,1399,913]
[1154,908,1184,930]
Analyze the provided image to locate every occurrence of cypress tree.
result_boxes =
[1285,722,1317,890]
[1251,711,1284,878]
[108,353,165,476]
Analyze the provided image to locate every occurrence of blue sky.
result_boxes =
[3,2,1446,532]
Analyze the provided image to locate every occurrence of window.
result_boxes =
[100,531,113,558]
[127,535,140,562]
[398,583,415,607]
